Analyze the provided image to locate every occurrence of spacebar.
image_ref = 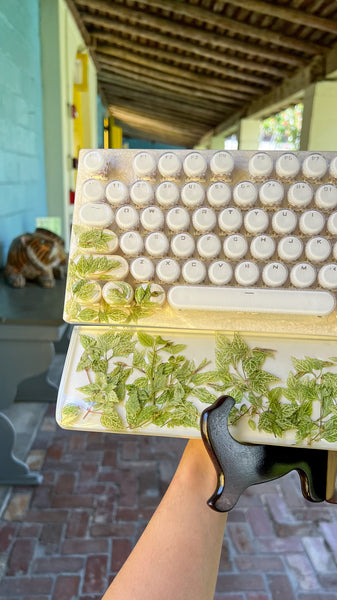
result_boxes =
[167,286,335,316]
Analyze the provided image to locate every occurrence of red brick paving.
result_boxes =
[0,404,337,599]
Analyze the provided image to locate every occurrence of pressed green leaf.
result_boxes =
[100,410,124,431]
[192,387,218,404]
[322,416,337,443]
[137,331,154,347]
[61,405,82,426]
[191,371,220,385]
[78,308,99,322]
[76,351,92,372]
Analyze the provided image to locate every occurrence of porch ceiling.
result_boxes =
[66,0,337,147]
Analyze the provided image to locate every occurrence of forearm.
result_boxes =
[102,439,227,600]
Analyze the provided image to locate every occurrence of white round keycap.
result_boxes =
[305,237,331,263]
[329,156,337,179]
[288,182,313,208]
[106,180,128,206]
[145,232,169,257]
[183,152,207,177]
[233,181,258,208]
[259,181,284,206]
[244,209,269,234]
[334,242,337,261]
[207,182,231,208]
[262,262,288,287]
[130,256,154,281]
[115,205,139,230]
[140,206,164,231]
[181,182,205,208]
[315,185,337,210]
[318,264,337,289]
[136,283,165,305]
[299,210,325,235]
[197,234,221,259]
[248,152,273,177]
[235,261,260,286]
[272,209,297,234]
[119,231,144,257]
[290,263,316,288]
[192,207,217,232]
[166,207,190,232]
[208,261,233,285]
[275,153,300,178]
[182,260,206,284]
[171,233,195,259]
[302,153,327,179]
[223,234,248,260]
[79,203,114,228]
[250,235,275,260]
[156,258,180,283]
[327,212,337,235]
[210,151,234,176]
[130,181,154,206]
[102,281,133,305]
[218,207,243,232]
[278,236,303,262]
[158,152,181,177]
[155,181,179,207]
[82,179,105,202]
[133,152,156,176]
[83,150,106,174]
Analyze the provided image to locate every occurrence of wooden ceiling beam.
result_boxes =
[138,0,324,53]
[78,1,307,66]
[96,52,260,97]
[96,43,271,87]
[99,63,249,104]
[99,74,237,112]
[107,100,220,129]
[224,0,337,35]
[110,109,203,137]
[92,29,284,78]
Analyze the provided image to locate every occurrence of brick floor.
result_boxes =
[1,404,337,599]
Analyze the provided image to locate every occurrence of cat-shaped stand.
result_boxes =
[201,396,336,512]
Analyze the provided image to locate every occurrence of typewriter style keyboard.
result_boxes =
[64,149,337,337]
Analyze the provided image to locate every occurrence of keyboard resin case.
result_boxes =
[57,149,337,449]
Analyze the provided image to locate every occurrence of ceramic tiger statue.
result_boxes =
[4,228,67,288]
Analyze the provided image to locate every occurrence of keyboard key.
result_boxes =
[130,181,154,206]
[210,151,234,176]
[145,232,169,257]
[248,152,273,177]
[288,182,313,208]
[155,181,179,207]
[223,234,248,260]
[305,237,331,263]
[262,262,288,287]
[192,207,217,232]
[318,264,337,290]
[115,205,139,230]
[299,210,325,235]
[259,180,284,206]
[278,236,303,262]
[272,209,297,234]
[315,184,337,210]
[208,260,233,285]
[83,150,107,175]
[158,152,181,177]
[183,152,207,177]
[235,261,260,286]
[302,153,328,179]
[275,153,300,178]
[182,259,206,284]
[79,203,114,228]
[244,209,269,234]
[136,282,166,305]
[130,256,154,281]
[106,180,128,206]
[171,233,195,258]
[181,182,205,208]
[197,234,221,259]
[166,207,190,232]
[119,231,144,256]
[233,181,257,207]
[167,285,334,315]
[218,207,243,232]
[290,263,316,288]
[207,182,231,208]
[133,151,156,176]
[140,206,164,231]
[82,179,105,202]
[156,258,180,283]
[250,235,275,260]
[102,281,133,305]
[327,212,337,235]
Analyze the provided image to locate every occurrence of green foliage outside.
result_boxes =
[261,104,303,149]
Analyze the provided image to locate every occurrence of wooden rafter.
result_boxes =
[92,29,285,77]
[96,44,271,87]
[224,0,337,35]
[77,0,310,64]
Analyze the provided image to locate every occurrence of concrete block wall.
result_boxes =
[0,0,46,266]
